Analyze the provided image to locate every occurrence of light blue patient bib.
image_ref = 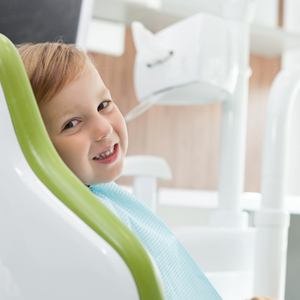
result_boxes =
[89,182,222,300]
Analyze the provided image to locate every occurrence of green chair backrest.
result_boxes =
[0,33,164,300]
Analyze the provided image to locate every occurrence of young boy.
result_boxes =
[18,43,128,185]
[18,42,269,300]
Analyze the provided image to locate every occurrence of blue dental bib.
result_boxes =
[89,182,222,300]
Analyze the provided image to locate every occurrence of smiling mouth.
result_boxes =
[92,144,119,163]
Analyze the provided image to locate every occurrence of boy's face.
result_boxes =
[39,62,128,185]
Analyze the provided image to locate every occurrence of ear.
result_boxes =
[131,21,170,64]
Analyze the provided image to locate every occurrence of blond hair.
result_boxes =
[18,42,89,103]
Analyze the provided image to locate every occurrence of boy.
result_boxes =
[18,42,269,300]
[18,43,128,185]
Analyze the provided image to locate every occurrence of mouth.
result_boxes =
[92,143,119,164]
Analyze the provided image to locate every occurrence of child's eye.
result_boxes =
[97,100,112,112]
[63,119,80,131]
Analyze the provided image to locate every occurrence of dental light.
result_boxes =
[125,13,239,122]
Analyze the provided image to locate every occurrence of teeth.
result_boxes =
[94,146,114,160]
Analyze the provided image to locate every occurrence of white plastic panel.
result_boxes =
[253,0,279,28]
[133,13,239,104]
[0,85,139,300]
[86,18,125,55]
[174,226,255,300]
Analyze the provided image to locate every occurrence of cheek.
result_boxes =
[111,108,128,151]
[52,137,84,167]
[118,115,128,153]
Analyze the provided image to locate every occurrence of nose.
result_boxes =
[91,115,113,141]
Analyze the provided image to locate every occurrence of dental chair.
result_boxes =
[0,33,164,300]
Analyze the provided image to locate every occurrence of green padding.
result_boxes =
[0,33,164,300]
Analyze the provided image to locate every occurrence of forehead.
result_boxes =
[39,63,110,124]
[55,62,108,100]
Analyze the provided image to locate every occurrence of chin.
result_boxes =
[104,171,123,183]
[91,170,123,185]
[82,161,125,185]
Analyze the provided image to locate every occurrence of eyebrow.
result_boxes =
[53,88,112,123]
[54,111,77,129]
